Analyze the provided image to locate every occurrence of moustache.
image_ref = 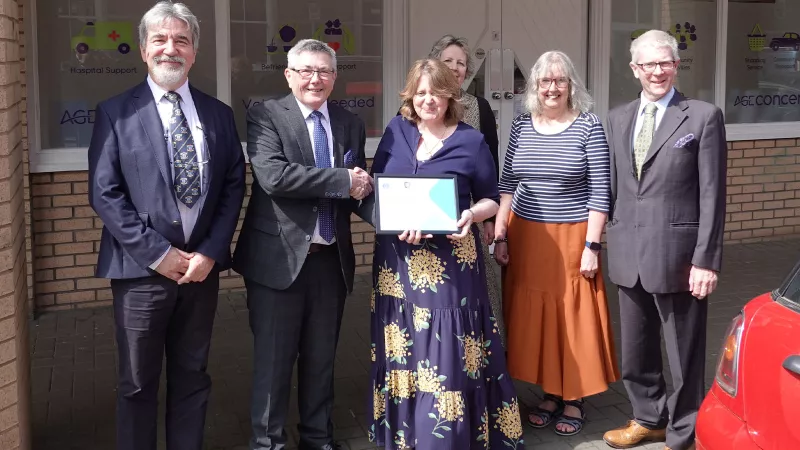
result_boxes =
[154,56,186,65]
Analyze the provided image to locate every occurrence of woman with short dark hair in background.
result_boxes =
[428,34,505,345]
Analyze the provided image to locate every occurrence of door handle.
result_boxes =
[783,355,800,375]
[504,92,514,100]
[492,92,501,100]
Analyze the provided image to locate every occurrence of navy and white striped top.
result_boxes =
[498,112,611,223]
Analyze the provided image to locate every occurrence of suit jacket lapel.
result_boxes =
[329,105,346,169]
[643,92,689,166]
[132,82,172,188]
[281,95,315,166]
[190,85,216,186]
[619,100,638,177]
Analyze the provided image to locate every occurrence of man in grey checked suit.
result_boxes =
[602,30,727,450]
[232,39,373,450]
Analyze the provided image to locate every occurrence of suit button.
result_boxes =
[637,196,643,202]
[337,193,342,198]
[313,206,318,212]
[305,235,311,241]
[172,220,181,226]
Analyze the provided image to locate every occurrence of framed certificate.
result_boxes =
[374,174,460,235]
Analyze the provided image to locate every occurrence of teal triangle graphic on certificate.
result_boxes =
[424,178,458,230]
[427,179,457,220]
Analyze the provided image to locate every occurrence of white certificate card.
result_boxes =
[374,174,460,234]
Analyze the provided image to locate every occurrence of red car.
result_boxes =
[696,261,800,449]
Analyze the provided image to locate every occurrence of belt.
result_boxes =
[308,243,333,254]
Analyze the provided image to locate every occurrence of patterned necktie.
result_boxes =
[311,110,334,243]
[164,91,200,207]
[634,102,658,180]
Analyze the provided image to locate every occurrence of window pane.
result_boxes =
[230,0,383,140]
[609,0,716,110]
[37,1,216,149]
[726,1,800,124]
[780,262,800,307]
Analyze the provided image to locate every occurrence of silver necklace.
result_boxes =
[419,125,448,159]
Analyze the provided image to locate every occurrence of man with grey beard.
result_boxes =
[87,2,245,449]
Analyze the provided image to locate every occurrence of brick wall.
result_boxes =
[28,170,248,309]
[28,164,377,311]
[26,140,800,311]
[724,139,800,242]
[0,0,31,448]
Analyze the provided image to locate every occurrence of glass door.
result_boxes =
[485,0,589,166]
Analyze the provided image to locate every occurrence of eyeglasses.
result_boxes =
[539,77,570,89]
[290,68,335,80]
[636,61,676,73]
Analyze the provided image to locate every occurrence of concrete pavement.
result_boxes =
[29,238,800,449]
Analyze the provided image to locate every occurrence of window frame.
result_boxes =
[591,0,800,141]
[775,259,800,311]
[26,0,407,173]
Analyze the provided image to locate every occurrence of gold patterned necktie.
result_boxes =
[634,102,658,180]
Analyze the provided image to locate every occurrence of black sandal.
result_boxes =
[554,399,586,436]
[527,393,564,428]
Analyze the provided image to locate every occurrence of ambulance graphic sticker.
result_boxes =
[71,22,137,55]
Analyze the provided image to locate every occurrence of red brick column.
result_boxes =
[0,0,31,447]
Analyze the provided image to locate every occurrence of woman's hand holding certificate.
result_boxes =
[446,209,474,240]
[398,229,434,244]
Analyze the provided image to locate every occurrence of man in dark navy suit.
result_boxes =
[88,3,245,449]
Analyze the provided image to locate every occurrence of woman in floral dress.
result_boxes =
[367,58,523,449]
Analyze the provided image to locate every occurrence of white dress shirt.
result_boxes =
[147,76,208,269]
[632,87,676,149]
[295,99,337,245]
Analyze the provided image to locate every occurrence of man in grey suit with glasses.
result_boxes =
[233,39,373,450]
[602,30,727,450]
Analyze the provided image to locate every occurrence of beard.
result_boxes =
[151,55,186,87]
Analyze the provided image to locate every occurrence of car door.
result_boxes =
[742,263,800,449]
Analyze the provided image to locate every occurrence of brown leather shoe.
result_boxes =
[603,420,666,448]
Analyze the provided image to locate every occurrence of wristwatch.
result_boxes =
[585,241,602,251]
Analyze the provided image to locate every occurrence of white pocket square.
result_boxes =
[673,133,695,148]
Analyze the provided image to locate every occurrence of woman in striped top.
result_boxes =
[493,51,620,436]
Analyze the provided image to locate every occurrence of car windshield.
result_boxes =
[776,260,800,305]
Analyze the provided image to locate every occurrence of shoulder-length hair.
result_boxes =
[399,59,464,125]
[524,51,593,116]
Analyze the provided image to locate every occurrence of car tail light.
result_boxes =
[715,312,745,396]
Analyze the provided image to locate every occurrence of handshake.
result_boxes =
[348,167,374,200]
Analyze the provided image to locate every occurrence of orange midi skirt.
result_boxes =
[503,213,620,400]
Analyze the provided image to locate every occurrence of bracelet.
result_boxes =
[493,237,508,244]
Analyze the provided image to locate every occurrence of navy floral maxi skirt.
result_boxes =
[368,227,524,449]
